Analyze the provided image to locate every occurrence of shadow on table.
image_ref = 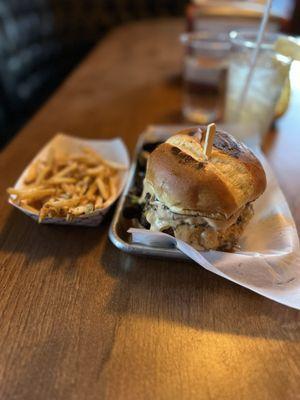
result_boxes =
[101,237,300,341]
[0,208,110,270]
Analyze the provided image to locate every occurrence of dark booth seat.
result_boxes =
[0,0,187,148]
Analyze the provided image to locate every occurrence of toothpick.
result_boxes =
[203,123,216,158]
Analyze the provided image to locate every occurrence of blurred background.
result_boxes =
[0,0,299,149]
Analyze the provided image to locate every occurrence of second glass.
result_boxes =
[224,31,292,140]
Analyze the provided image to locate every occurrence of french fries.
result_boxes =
[7,144,126,222]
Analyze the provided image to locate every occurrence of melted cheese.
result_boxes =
[143,197,253,250]
[145,199,243,232]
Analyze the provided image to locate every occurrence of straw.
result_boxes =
[238,0,273,110]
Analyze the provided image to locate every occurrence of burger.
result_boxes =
[140,126,266,251]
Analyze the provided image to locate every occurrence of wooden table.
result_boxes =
[1,19,300,400]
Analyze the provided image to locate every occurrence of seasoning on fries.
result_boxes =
[7,145,127,222]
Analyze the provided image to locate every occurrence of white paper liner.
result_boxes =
[8,133,130,226]
[129,149,300,310]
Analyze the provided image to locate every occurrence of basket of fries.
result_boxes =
[7,133,130,226]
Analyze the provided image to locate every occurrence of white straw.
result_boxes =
[239,0,273,110]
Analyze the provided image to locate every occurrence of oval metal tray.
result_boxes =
[109,125,192,260]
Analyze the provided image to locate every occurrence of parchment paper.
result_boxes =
[129,148,300,309]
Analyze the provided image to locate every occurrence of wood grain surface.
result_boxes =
[1,19,300,400]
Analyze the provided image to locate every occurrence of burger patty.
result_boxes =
[143,194,253,250]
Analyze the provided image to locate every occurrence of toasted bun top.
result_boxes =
[144,127,267,218]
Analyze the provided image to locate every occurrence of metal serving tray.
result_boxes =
[109,125,191,260]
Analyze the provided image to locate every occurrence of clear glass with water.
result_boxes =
[180,32,230,124]
[224,31,292,139]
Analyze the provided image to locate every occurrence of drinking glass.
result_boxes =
[224,31,292,140]
[180,32,230,124]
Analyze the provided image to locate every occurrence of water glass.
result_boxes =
[180,32,230,124]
